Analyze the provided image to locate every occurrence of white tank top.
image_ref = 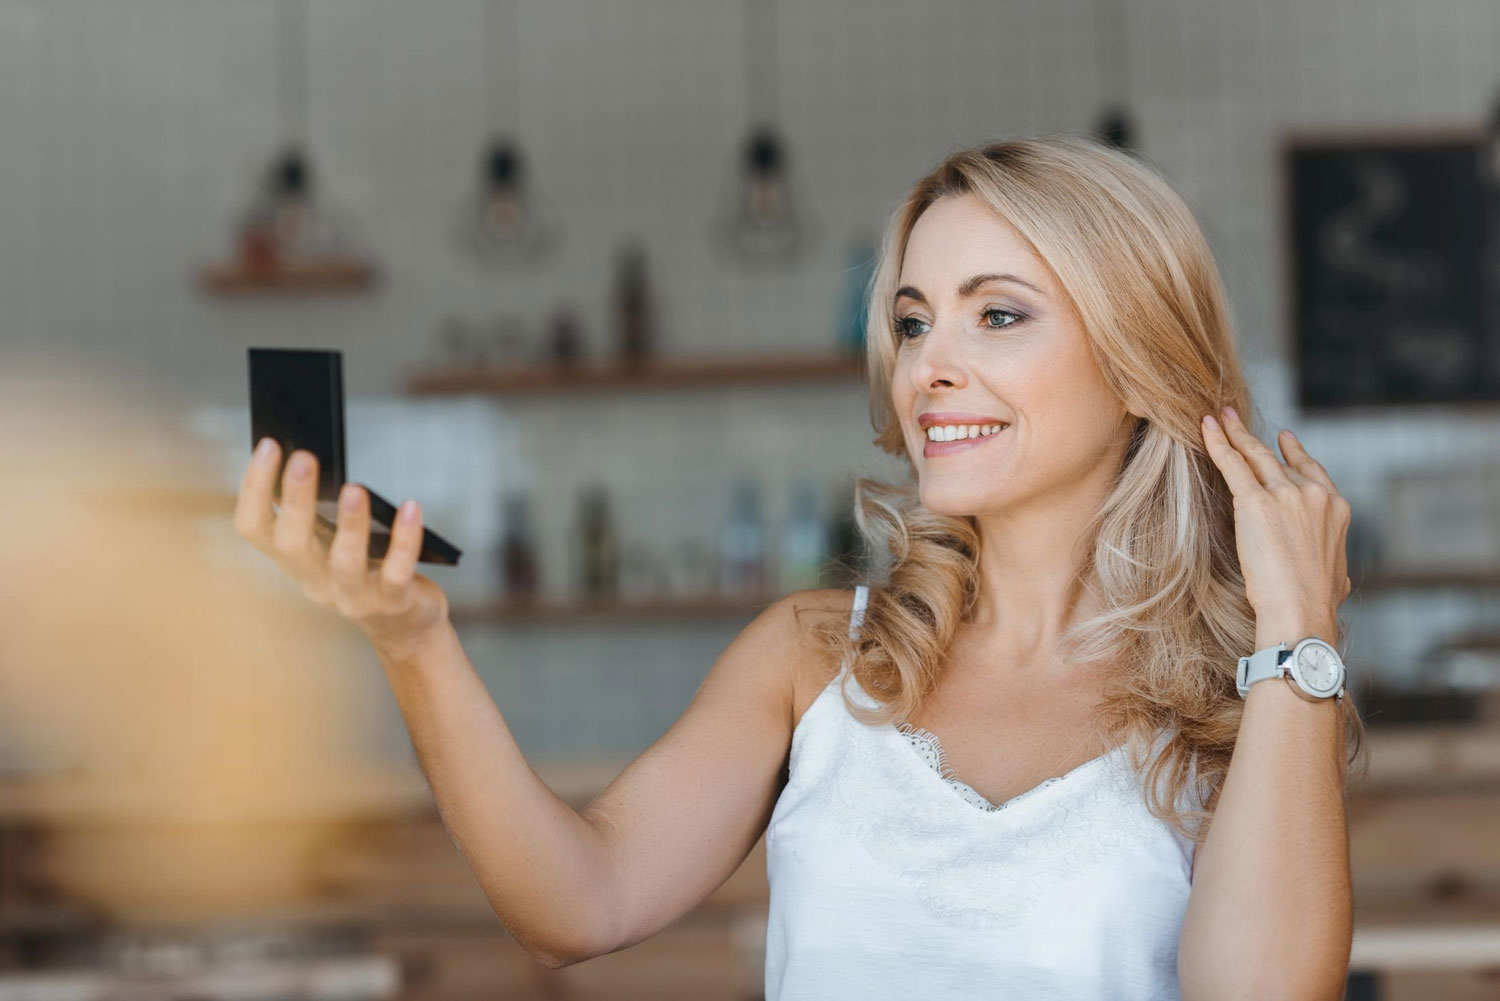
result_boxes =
[764,584,1201,999]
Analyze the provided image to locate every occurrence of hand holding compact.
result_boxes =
[235,436,452,659]
[1200,405,1352,623]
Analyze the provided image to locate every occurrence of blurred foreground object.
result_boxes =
[0,351,374,921]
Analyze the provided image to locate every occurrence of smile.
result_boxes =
[922,423,1009,457]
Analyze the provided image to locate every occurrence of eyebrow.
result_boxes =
[894,272,1046,305]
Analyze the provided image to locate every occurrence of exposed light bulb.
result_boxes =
[460,136,557,265]
[235,145,356,268]
[712,124,809,265]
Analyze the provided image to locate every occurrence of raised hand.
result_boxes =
[1200,405,1351,623]
[234,437,451,659]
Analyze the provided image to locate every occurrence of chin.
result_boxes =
[917,481,1010,518]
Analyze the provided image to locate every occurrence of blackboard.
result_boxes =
[1285,133,1500,410]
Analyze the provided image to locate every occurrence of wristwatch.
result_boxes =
[1237,637,1346,701]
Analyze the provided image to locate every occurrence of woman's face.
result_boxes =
[890,192,1137,519]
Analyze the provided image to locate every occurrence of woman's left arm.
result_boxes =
[1179,405,1354,1001]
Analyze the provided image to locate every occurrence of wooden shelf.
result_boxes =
[404,350,865,397]
[198,257,377,296]
[448,592,790,625]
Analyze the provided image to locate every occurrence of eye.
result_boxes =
[982,307,1024,330]
[892,315,928,341]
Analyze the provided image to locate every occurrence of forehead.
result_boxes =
[898,193,1049,291]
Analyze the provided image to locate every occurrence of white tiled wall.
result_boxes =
[4,0,1499,765]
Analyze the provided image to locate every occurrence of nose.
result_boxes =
[906,318,968,392]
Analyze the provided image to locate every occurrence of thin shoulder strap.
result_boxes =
[848,583,869,640]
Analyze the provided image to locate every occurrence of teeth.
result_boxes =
[925,422,1006,442]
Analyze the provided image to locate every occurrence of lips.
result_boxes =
[917,411,1009,429]
[922,423,1009,457]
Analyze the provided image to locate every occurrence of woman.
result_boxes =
[235,135,1366,1000]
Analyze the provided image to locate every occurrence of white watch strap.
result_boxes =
[1237,642,1290,697]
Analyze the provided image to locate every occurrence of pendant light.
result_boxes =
[710,0,812,266]
[204,0,370,292]
[247,0,359,264]
[458,0,558,265]
[1091,0,1137,153]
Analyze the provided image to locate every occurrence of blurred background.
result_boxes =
[0,0,1498,998]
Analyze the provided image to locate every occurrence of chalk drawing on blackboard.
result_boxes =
[1286,136,1498,409]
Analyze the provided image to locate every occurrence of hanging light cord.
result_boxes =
[483,0,521,136]
[744,0,777,127]
[1094,0,1130,109]
[275,0,309,149]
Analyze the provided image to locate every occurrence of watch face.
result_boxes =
[1294,641,1342,694]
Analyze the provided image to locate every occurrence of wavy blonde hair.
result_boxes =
[809,134,1369,847]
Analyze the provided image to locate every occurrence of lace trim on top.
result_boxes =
[856,584,1082,814]
[896,722,1033,812]
[858,588,1080,816]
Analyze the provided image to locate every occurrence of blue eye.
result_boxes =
[983,307,1024,329]
[893,308,1025,342]
[892,316,928,341]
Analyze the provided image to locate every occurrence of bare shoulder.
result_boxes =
[569,585,862,959]
[772,586,860,730]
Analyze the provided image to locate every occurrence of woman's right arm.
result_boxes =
[234,439,614,966]
[372,617,620,967]
[234,440,843,967]
[380,586,835,966]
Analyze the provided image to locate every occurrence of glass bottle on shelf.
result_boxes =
[575,485,619,601]
[613,240,653,368]
[667,537,716,598]
[438,315,482,367]
[498,491,540,603]
[720,479,767,599]
[547,304,584,368]
[778,478,828,593]
[619,541,664,601]
[487,313,531,368]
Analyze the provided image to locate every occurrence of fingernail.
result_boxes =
[400,500,418,523]
[290,453,311,480]
[341,485,359,511]
[255,437,276,464]
[1223,405,1238,422]
[1203,414,1218,429]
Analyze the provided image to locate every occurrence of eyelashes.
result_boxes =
[891,307,1027,342]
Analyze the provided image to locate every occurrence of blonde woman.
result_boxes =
[235,135,1366,1000]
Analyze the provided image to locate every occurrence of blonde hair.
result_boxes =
[811,134,1368,847]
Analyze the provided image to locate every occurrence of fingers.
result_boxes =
[235,441,432,628]
[377,500,423,601]
[270,449,333,583]
[1276,428,1338,493]
[1216,406,1292,488]
[1200,413,1264,498]
[328,483,373,593]
[235,437,282,547]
